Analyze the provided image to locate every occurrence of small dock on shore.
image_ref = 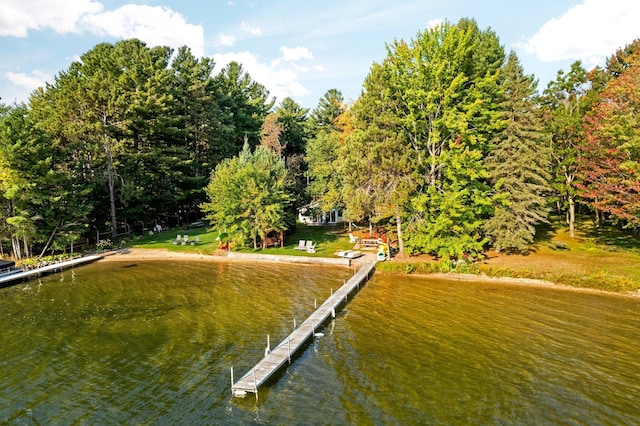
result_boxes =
[0,254,103,287]
[231,261,376,398]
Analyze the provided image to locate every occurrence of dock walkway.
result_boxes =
[0,254,103,287]
[232,261,376,397]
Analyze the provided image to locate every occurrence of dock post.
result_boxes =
[230,367,234,395]
[330,295,335,318]
[287,337,291,362]
[252,370,258,400]
[265,334,271,356]
[293,318,296,330]
[314,298,317,309]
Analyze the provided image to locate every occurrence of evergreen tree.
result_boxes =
[213,62,273,156]
[484,52,550,253]
[274,97,309,200]
[309,89,344,133]
[306,95,352,222]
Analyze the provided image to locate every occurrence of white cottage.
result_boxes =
[298,203,344,225]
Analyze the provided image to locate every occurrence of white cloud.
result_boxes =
[271,46,314,68]
[0,2,204,57]
[214,51,314,103]
[518,0,640,67]
[215,34,236,47]
[280,46,313,62]
[427,18,442,29]
[81,5,204,57]
[240,21,262,36]
[0,0,102,37]
[6,70,50,91]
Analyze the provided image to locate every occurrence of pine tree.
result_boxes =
[484,52,550,253]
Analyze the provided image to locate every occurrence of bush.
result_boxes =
[96,239,113,250]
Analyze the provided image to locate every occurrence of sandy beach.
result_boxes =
[98,248,639,298]
[99,248,230,263]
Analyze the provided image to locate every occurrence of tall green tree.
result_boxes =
[541,61,589,237]
[274,97,309,200]
[30,39,175,237]
[306,94,351,223]
[342,18,504,259]
[338,62,417,256]
[1,102,93,258]
[168,47,224,223]
[308,89,345,132]
[201,143,293,248]
[484,52,550,253]
[214,62,273,155]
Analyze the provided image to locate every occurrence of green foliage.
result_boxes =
[0,40,275,259]
[213,61,273,153]
[540,61,590,236]
[274,97,310,200]
[308,89,345,133]
[201,143,294,248]
[484,52,551,253]
[343,18,505,259]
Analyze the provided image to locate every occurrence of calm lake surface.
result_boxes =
[1,260,639,425]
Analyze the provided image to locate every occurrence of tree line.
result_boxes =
[1,19,639,260]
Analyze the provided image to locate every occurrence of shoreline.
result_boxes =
[98,248,639,299]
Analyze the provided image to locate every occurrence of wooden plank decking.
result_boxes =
[232,261,376,397]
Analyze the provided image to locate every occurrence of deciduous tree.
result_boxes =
[541,61,589,237]
[201,143,293,248]
[578,52,640,227]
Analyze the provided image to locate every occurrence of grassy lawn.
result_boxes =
[125,219,640,293]
[477,220,640,293]
[126,223,357,258]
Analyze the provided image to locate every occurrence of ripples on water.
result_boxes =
[1,262,639,424]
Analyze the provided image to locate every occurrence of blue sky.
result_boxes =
[2,0,639,109]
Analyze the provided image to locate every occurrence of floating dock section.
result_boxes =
[231,261,376,398]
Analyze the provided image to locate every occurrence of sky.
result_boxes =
[1,0,640,109]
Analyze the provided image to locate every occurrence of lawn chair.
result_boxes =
[173,234,181,245]
[305,241,315,253]
[294,240,307,250]
[349,233,359,243]
[182,235,189,245]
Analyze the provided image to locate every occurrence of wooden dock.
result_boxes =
[0,254,103,287]
[231,261,376,398]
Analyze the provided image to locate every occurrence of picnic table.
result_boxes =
[360,238,379,248]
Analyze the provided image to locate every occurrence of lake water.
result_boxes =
[1,260,639,424]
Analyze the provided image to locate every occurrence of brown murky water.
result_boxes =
[1,261,638,424]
